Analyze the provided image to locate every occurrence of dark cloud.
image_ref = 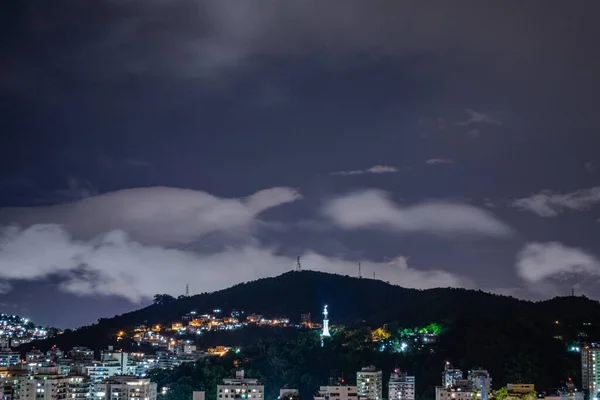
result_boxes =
[2,0,600,326]
[2,0,599,95]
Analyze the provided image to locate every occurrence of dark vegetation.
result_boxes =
[19,271,600,399]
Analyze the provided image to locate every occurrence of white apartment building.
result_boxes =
[389,369,415,400]
[3,367,92,400]
[85,363,122,387]
[67,375,93,400]
[100,350,130,373]
[357,367,382,400]
[582,346,600,397]
[442,365,463,389]
[0,349,20,367]
[314,385,361,400]
[217,371,264,400]
[19,372,69,400]
[95,376,157,400]
[1,376,26,400]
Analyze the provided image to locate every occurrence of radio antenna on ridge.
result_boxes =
[358,262,362,279]
[296,256,302,271]
[185,284,189,297]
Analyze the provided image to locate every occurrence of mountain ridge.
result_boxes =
[22,270,600,352]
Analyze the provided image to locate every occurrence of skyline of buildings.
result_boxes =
[0,304,590,400]
[0,366,156,400]
[0,348,585,400]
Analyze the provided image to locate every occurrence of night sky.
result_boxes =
[1,1,600,328]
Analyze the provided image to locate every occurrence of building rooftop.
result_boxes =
[220,370,261,386]
[102,376,152,385]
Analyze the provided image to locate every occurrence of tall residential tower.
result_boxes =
[582,346,600,397]
[389,369,415,400]
[357,366,382,400]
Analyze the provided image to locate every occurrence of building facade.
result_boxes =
[357,367,382,400]
[314,385,360,400]
[278,388,299,400]
[582,346,600,396]
[67,375,93,400]
[19,372,69,400]
[442,364,463,389]
[467,369,491,400]
[85,363,122,388]
[95,376,157,400]
[436,366,493,400]
[389,369,415,400]
[217,371,264,400]
[0,349,20,367]
[435,387,477,400]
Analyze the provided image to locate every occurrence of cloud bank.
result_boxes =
[3,0,588,93]
[0,187,301,245]
[0,225,468,302]
[516,242,600,283]
[511,186,600,217]
[322,190,512,237]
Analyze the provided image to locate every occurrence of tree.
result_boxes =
[492,387,509,400]
[372,326,391,342]
[522,393,537,400]
[153,294,176,305]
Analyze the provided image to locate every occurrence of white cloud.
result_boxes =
[511,186,600,217]
[366,165,398,174]
[425,158,454,165]
[456,109,502,126]
[0,186,301,245]
[0,225,468,302]
[516,242,600,283]
[331,165,398,176]
[322,190,511,237]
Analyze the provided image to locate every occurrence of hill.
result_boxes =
[23,271,600,352]
[20,271,600,397]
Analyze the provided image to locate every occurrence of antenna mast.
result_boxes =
[185,284,189,297]
[358,262,362,278]
[296,256,302,271]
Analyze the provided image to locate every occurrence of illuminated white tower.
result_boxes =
[322,305,330,337]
